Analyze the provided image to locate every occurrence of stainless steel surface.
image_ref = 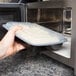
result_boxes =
[72,0,76,75]
[26,0,72,9]
[0,3,26,22]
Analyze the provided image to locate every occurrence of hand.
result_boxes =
[0,26,26,59]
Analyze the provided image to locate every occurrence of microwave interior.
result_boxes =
[26,8,72,61]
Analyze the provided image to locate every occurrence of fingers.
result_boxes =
[0,25,26,59]
[1,42,26,58]
[9,25,23,34]
[1,25,23,47]
[14,42,26,52]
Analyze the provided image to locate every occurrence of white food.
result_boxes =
[16,23,59,44]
